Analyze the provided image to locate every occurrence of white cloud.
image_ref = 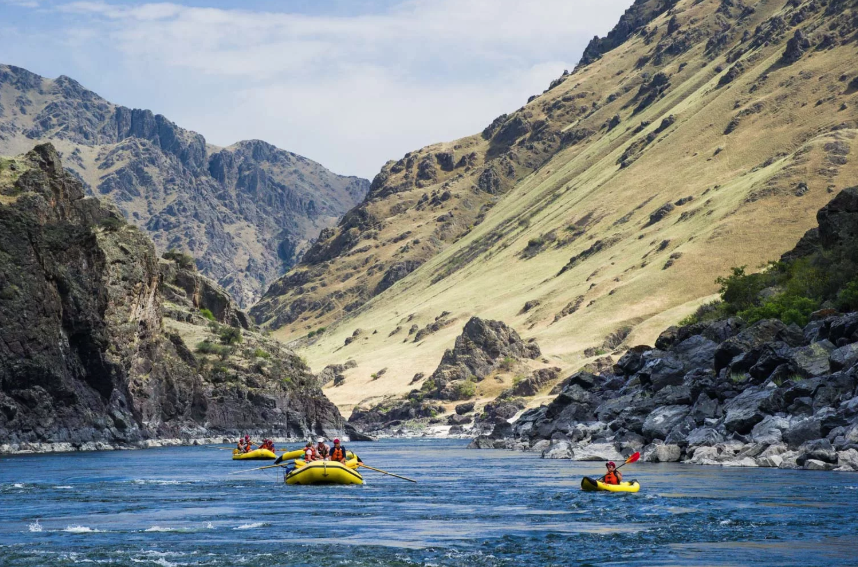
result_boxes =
[27,0,634,177]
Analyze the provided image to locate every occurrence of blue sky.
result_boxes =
[0,0,633,178]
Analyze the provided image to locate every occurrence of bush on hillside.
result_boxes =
[162,249,196,271]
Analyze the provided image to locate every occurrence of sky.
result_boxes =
[0,0,634,178]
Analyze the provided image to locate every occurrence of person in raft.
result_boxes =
[603,461,622,485]
[315,438,330,459]
[303,441,318,461]
[329,439,348,463]
[236,438,245,453]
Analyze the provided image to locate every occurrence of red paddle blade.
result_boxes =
[626,452,641,464]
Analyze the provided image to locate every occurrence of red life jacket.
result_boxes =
[604,471,619,485]
[330,446,346,461]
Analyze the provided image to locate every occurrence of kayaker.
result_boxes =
[329,439,347,463]
[316,438,330,459]
[603,461,622,485]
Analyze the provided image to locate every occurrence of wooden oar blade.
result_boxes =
[626,451,641,464]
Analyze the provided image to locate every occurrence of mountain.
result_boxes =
[0,65,369,307]
[0,144,349,452]
[251,0,858,416]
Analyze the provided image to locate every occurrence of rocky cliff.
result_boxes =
[472,187,858,472]
[0,65,369,306]
[0,144,348,453]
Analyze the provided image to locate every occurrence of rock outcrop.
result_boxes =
[0,144,347,453]
[348,317,540,434]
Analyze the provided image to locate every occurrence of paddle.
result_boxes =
[229,463,289,475]
[357,463,417,483]
[597,452,640,482]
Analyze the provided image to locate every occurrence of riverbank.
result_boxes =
[0,434,367,456]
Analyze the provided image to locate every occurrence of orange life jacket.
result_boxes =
[330,446,346,461]
[304,447,317,461]
[604,471,619,485]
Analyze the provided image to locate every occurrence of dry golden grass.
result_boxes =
[272,0,858,413]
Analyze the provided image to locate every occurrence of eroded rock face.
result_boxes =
[0,144,346,452]
[424,317,541,400]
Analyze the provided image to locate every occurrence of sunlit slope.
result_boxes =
[259,0,858,411]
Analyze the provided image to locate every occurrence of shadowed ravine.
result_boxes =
[1,439,857,566]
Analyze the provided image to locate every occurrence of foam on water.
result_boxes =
[233,522,267,530]
[28,520,42,532]
[63,525,103,533]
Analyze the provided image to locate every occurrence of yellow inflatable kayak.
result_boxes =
[232,448,277,460]
[285,457,363,485]
[581,476,640,493]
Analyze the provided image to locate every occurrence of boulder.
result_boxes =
[641,354,686,391]
[797,439,837,465]
[750,415,791,445]
[756,454,783,467]
[643,442,682,462]
[543,439,573,459]
[714,320,797,371]
[784,417,823,448]
[690,393,720,423]
[653,385,693,406]
[455,402,475,415]
[686,427,725,447]
[615,346,651,376]
[722,388,782,434]
[672,335,718,371]
[836,449,858,471]
[803,459,833,471]
[748,342,791,381]
[642,405,691,440]
[571,443,624,461]
[829,343,858,371]
[789,341,834,377]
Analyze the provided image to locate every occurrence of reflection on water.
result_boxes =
[0,438,856,566]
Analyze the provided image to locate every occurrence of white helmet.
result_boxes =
[316,437,325,443]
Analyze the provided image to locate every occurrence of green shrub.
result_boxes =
[99,216,125,232]
[200,308,216,322]
[498,357,515,371]
[738,294,818,328]
[219,326,242,345]
[307,330,316,338]
[196,340,231,359]
[162,249,196,271]
[837,280,858,311]
[716,266,769,314]
[453,379,476,400]
[253,348,270,359]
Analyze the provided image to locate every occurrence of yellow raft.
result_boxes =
[581,476,640,493]
[232,448,277,460]
[285,455,363,485]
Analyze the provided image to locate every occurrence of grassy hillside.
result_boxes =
[253,0,858,415]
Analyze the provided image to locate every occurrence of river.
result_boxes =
[1,439,856,566]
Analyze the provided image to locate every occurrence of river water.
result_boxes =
[1,438,857,566]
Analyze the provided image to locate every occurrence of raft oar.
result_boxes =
[229,463,289,475]
[598,451,640,482]
[357,463,416,483]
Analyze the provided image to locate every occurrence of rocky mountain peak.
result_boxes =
[0,64,369,306]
